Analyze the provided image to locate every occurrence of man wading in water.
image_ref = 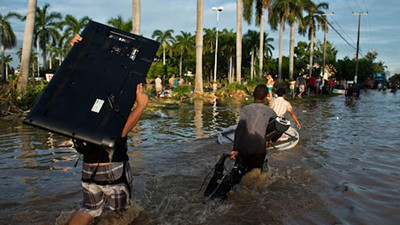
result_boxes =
[269,88,301,130]
[68,34,148,225]
[230,84,277,174]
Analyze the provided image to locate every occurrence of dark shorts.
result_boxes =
[79,161,133,217]
[240,153,266,174]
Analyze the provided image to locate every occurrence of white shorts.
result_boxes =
[299,85,305,92]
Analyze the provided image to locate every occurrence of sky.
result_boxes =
[1,0,400,75]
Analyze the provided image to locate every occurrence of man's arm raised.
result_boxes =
[121,83,148,137]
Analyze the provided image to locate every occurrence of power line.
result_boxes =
[362,0,368,12]
[320,16,358,53]
[351,0,364,12]
[314,0,360,55]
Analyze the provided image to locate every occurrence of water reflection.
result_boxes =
[193,99,205,138]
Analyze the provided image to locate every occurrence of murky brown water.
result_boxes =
[0,90,399,225]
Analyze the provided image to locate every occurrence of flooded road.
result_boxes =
[0,90,399,225]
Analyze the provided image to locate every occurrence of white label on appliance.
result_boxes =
[91,99,105,113]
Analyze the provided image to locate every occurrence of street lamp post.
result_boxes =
[212,6,223,83]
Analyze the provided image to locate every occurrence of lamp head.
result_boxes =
[212,7,224,12]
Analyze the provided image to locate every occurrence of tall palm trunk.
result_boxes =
[5,63,8,80]
[1,45,5,81]
[162,45,166,65]
[42,48,47,70]
[49,54,52,70]
[308,27,315,78]
[194,0,203,95]
[289,21,295,80]
[236,0,242,83]
[18,0,37,94]
[278,18,284,81]
[132,0,140,35]
[259,8,264,79]
[250,49,255,80]
[179,52,183,76]
[229,56,233,84]
[36,38,39,76]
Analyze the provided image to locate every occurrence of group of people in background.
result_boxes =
[168,74,185,89]
[345,82,362,100]
[290,75,335,99]
[377,81,398,93]
[263,73,335,100]
[152,74,185,97]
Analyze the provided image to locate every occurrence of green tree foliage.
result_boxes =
[12,80,47,110]
[294,41,309,66]
[335,56,374,82]
[34,3,62,70]
[152,29,175,65]
[173,31,195,76]
[61,14,91,49]
[389,73,400,84]
[172,85,191,100]
[107,15,132,32]
[335,51,386,83]
[0,12,20,81]
[147,61,165,79]
[219,29,236,82]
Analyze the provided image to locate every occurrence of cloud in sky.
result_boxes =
[1,0,399,74]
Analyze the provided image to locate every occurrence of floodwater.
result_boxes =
[0,90,399,225]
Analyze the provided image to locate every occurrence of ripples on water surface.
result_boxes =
[0,90,399,225]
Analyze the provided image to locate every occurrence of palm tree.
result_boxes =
[54,41,64,66]
[220,29,236,83]
[34,3,62,70]
[132,0,140,35]
[258,0,273,78]
[152,29,175,66]
[18,0,37,94]
[203,28,216,82]
[302,1,328,78]
[287,0,306,79]
[243,30,259,80]
[0,12,20,82]
[263,32,275,58]
[0,54,13,80]
[174,31,194,76]
[236,0,243,83]
[365,51,377,62]
[17,47,38,77]
[107,15,132,32]
[243,0,273,78]
[271,0,290,81]
[46,42,56,70]
[195,0,204,95]
[62,14,91,46]
[203,28,216,54]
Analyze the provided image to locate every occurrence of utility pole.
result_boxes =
[319,13,333,84]
[353,12,368,83]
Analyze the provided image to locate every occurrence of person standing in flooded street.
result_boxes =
[266,74,275,101]
[67,35,149,225]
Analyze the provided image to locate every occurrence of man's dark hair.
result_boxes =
[276,88,286,97]
[253,84,268,100]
